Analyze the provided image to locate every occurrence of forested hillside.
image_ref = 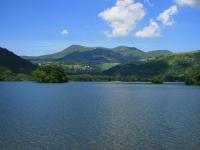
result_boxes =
[0,47,36,73]
[104,50,200,81]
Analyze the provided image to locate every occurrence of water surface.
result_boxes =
[0,82,199,150]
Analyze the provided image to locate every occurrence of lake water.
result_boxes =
[0,82,199,150]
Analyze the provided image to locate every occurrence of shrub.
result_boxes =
[151,76,164,84]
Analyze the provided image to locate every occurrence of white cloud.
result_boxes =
[61,29,69,35]
[157,5,178,26]
[175,0,200,6]
[135,19,160,38]
[99,0,145,37]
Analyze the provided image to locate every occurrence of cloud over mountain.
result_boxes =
[135,19,160,38]
[157,5,178,26]
[99,0,198,39]
[99,0,145,37]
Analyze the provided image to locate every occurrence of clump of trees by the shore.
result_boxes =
[32,65,68,83]
[151,76,164,84]
[185,66,200,85]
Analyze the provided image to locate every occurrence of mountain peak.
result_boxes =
[67,45,88,49]
[113,46,144,53]
[115,45,138,49]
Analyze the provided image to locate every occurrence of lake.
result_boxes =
[0,82,199,150]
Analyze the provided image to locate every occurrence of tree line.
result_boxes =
[0,64,200,85]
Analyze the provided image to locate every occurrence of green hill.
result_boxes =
[58,48,127,65]
[104,50,200,81]
[23,45,172,64]
[0,47,36,73]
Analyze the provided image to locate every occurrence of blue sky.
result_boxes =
[0,0,200,56]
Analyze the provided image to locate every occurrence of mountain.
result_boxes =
[23,45,172,64]
[58,48,127,65]
[104,50,200,81]
[26,45,93,61]
[0,47,36,73]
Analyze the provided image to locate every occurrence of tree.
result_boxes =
[32,65,68,83]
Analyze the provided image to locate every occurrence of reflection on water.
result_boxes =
[0,82,200,150]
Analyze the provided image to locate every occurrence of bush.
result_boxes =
[32,65,68,83]
[151,76,164,84]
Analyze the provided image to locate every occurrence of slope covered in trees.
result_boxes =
[104,50,200,82]
[0,47,36,73]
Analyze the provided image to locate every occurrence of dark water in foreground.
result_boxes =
[0,82,199,150]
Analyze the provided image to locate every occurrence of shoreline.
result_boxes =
[0,80,185,84]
